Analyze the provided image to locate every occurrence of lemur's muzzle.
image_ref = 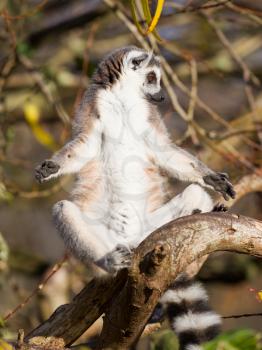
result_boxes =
[147,89,165,103]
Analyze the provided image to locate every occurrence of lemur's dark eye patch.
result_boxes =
[132,53,148,69]
[147,71,157,84]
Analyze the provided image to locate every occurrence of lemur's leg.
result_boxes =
[143,184,213,239]
[52,200,131,274]
[129,184,213,247]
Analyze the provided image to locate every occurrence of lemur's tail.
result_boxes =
[160,274,221,350]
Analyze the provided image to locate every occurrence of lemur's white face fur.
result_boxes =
[92,46,164,103]
[121,49,164,103]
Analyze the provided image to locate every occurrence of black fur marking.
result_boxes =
[204,324,221,341]
[167,299,211,319]
[148,56,160,67]
[179,330,201,349]
[178,324,220,350]
[92,46,138,87]
[170,274,194,290]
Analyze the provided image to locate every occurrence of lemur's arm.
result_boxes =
[35,119,102,183]
[147,121,235,200]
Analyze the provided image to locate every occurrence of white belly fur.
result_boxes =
[78,85,163,245]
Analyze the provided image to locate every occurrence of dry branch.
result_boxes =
[25,213,262,349]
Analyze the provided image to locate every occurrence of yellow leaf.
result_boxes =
[141,0,162,40]
[258,291,262,301]
[24,102,58,151]
[146,0,164,34]
[24,102,40,123]
[0,340,13,350]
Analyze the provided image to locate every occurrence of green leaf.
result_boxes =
[130,0,145,35]
[204,329,262,350]
[0,232,9,264]
[150,330,179,350]
[17,41,33,57]
[0,183,13,203]
[0,317,5,329]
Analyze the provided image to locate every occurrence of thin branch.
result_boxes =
[223,312,262,319]
[202,11,262,144]
[4,255,67,322]
[0,0,48,20]
[202,12,260,87]
[225,2,262,26]
[18,55,71,126]
[165,0,232,14]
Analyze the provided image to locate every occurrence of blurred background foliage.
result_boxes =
[0,0,262,349]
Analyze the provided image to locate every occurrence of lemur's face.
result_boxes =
[122,49,164,103]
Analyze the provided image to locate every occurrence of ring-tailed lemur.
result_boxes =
[35,46,235,350]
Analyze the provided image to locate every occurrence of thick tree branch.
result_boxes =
[25,273,127,345]
[25,213,262,349]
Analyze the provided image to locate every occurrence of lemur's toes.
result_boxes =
[212,203,228,212]
[192,209,202,214]
[35,160,60,183]
[97,244,132,274]
[114,244,132,268]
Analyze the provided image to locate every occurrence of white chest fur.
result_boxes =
[95,84,155,241]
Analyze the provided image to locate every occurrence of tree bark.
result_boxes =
[25,213,262,349]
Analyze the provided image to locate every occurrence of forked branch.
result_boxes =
[25,213,262,349]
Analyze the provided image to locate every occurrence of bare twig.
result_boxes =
[0,0,48,20]
[202,12,262,144]
[202,13,260,87]
[18,55,71,125]
[4,255,67,322]
[223,312,262,319]
[165,0,231,14]
[225,2,262,26]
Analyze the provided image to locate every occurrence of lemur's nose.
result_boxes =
[148,89,165,103]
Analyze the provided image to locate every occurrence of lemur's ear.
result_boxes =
[129,53,148,70]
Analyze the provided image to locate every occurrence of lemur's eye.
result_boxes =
[132,53,148,69]
[132,58,141,66]
[147,71,157,84]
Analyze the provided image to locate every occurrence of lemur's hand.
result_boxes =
[35,160,60,183]
[203,172,236,201]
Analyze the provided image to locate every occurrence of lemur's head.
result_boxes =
[92,46,164,103]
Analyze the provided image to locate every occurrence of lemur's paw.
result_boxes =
[203,172,236,201]
[98,244,132,274]
[192,209,202,214]
[212,203,228,212]
[35,160,60,183]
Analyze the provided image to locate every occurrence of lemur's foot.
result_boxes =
[203,172,236,201]
[192,209,202,214]
[212,203,228,212]
[35,160,60,183]
[97,244,132,274]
